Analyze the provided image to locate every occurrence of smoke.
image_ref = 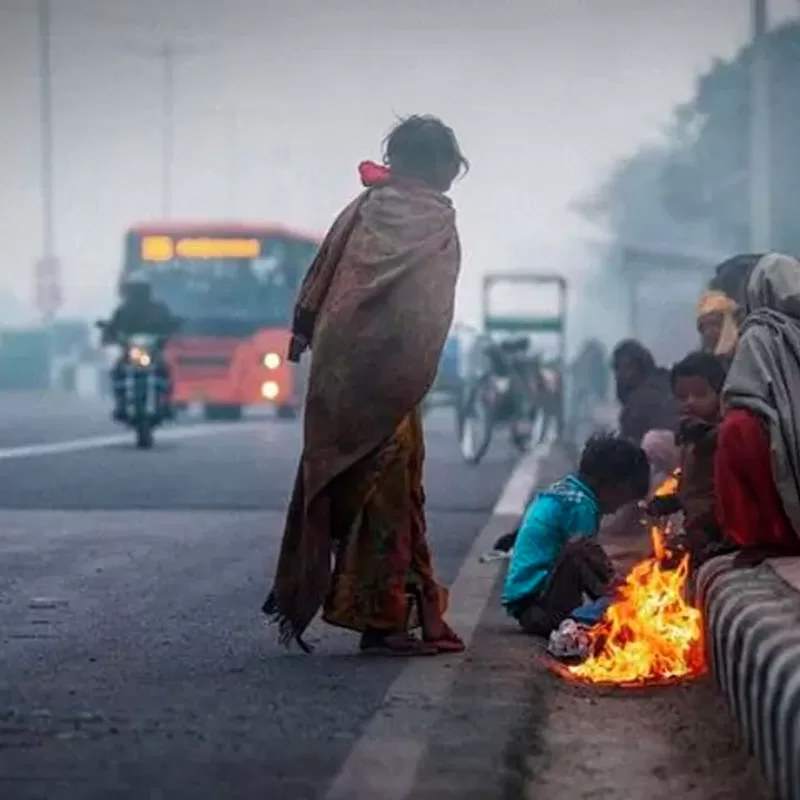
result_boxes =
[0,0,774,336]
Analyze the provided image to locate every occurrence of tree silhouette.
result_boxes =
[582,20,800,259]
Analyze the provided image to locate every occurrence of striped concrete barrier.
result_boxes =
[697,555,800,799]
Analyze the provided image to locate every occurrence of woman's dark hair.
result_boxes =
[670,351,727,394]
[611,339,656,374]
[708,254,763,303]
[578,432,651,500]
[382,115,469,190]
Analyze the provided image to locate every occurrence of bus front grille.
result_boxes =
[176,355,232,368]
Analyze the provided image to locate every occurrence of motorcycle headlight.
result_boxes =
[129,346,152,367]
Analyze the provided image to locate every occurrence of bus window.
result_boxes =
[121,231,319,336]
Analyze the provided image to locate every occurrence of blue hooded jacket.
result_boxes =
[502,473,601,610]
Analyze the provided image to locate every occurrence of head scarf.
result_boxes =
[696,289,739,356]
[744,252,800,318]
[723,252,800,536]
[358,160,391,186]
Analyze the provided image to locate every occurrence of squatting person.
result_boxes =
[502,433,651,637]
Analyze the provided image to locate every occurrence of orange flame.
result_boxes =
[654,468,681,498]
[566,471,705,686]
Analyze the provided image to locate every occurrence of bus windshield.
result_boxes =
[123,232,318,336]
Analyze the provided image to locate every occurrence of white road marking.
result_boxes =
[494,433,555,516]
[0,422,272,462]
[324,442,555,800]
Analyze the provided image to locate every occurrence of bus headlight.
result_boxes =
[261,380,280,400]
[263,352,281,370]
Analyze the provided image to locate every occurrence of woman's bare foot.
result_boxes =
[424,621,466,654]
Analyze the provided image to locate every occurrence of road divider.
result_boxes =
[698,555,800,799]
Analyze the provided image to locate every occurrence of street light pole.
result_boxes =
[225,112,239,216]
[160,42,175,218]
[34,0,64,325]
[38,0,54,257]
[123,39,196,218]
[749,0,771,250]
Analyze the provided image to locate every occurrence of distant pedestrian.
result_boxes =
[581,338,611,402]
[600,340,680,539]
[263,115,469,656]
[612,339,680,455]
[569,338,610,441]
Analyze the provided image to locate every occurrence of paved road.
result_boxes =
[0,397,516,800]
[0,394,772,799]
[0,392,116,448]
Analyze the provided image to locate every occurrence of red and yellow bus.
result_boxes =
[121,222,321,420]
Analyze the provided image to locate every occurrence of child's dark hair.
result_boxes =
[670,351,727,394]
[383,115,469,190]
[578,432,650,500]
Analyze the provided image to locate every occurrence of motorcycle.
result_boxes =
[97,322,171,449]
[457,335,556,465]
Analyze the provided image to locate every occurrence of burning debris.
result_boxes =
[655,469,681,499]
[549,478,706,687]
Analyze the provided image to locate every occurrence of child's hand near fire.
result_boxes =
[640,493,682,519]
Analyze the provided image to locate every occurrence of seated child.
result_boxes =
[502,433,651,636]
[646,351,729,565]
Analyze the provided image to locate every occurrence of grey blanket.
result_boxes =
[723,253,800,536]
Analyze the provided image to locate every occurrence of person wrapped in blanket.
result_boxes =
[644,351,733,567]
[502,433,650,636]
[262,115,469,657]
[714,253,800,563]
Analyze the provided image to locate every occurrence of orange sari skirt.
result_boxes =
[322,408,448,632]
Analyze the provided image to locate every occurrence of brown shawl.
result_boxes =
[264,179,461,647]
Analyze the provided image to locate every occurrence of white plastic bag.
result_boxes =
[547,618,591,660]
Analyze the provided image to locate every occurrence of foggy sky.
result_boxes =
[2,0,797,331]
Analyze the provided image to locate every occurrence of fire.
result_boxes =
[566,490,705,686]
[655,468,681,499]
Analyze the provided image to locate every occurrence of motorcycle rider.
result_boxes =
[103,272,180,421]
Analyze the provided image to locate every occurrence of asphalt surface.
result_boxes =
[0,392,117,448]
[0,393,773,799]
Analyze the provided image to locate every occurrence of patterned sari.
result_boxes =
[323,408,447,633]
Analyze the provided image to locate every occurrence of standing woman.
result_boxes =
[263,116,468,656]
